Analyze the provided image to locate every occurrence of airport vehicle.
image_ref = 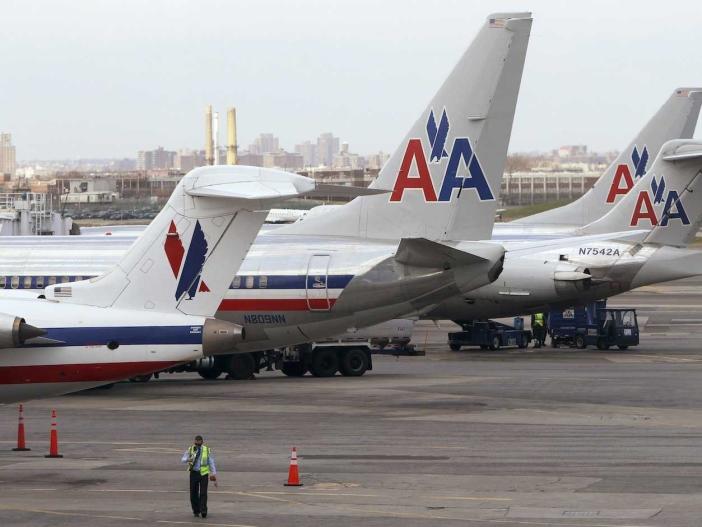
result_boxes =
[448,319,531,351]
[548,301,639,350]
[0,166,369,403]
[0,13,533,380]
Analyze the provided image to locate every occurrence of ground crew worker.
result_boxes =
[532,312,547,347]
[181,435,217,518]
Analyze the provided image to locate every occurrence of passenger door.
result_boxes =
[306,254,331,311]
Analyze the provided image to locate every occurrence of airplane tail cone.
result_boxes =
[284,447,303,486]
[12,404,31,451]
[45,409,63,458]
[18,322,46,342]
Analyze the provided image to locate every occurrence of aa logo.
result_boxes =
[164,220,211,300]
[390,109,494,203]
[606,145,649,203]
[629,175,690,227]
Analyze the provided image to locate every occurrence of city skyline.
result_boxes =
[2,1,701,160]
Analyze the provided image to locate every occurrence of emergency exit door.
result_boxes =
[306,254,331,311]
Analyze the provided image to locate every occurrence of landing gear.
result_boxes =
[223,353,256,380]
[339,349,369,377]
[281,362,307,377]
[310,348,339,377]
[129,374,152,383]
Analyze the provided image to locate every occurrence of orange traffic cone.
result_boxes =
[284,447,303,486]
[12,404,31,451]
[45,409,63,458]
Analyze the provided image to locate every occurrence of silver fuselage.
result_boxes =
[0,232,503,352]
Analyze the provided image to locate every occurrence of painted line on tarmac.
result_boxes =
[88,489,187,493]
[251,490,381,498]
[157,521,257,527]
[430,495,512,501]
[0,504,141,521]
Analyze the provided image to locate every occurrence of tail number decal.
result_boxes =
[390,109,494,203]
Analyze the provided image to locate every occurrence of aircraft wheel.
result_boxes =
[129,374,152,383]
[575,335,586,349]
[340,348,369,377]
[224,353,256,380]
[281,362,307,377]
[310,348,339,377]
[198,368,222,380]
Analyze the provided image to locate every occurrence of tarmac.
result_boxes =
[3,277,702,526]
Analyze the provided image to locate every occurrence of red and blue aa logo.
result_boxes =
[629,174,690,227]
[606,145,649,203]
[164,220,211,300]
[390,109,494,202]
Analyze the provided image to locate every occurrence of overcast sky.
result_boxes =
[2,0,701,160]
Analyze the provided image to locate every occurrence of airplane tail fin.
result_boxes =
[278,12,532,241]
[513,88,702,227]
[43,166,367,317]
[579,139,702,247]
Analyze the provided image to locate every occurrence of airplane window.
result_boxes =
[259,275,268,289]
[23,276,32,289]
[231,276,241,288]
[48,276,57,286]
[35,277,45,288]
[11,276,19,289]
[246,276,254,289]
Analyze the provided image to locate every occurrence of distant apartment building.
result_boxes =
[176,149,206,172]
[332,142,364,169]
[137,147,177,170]
[557,145,588,158]
[249,133,279,155]
[0,133,17,177]
[365,151,390,170]
[294,140,317,167]
[263,151,304,170]
[237,152,263,167]
[316,132,339,167]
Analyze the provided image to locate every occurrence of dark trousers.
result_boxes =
[189,471,209,515]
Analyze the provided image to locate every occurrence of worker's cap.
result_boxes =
[194,435,203,441]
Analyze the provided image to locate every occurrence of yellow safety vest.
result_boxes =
[187,445,210,475]
[533,313,544,327]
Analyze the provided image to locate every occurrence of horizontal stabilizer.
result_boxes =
[184,166,315,202]
[395,238,488,268]
[310,184,389,198]
[662,145,702,162]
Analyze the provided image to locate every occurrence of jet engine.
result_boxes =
[202,318,246,356]
[0,313,46,348]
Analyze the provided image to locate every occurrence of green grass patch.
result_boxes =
[499,199,574,222]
